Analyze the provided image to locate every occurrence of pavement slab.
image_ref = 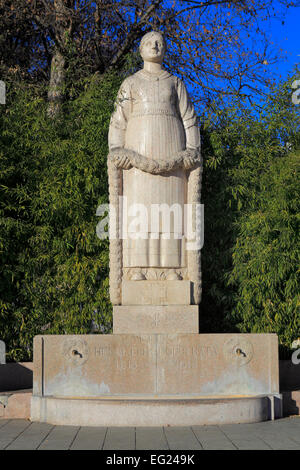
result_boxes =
[0,417,299,450]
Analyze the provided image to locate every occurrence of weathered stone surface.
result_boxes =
[0,341,5,365]
[33,333,279,398]
[156,334,279,396]
[30,395,276,427]
[113,305,199,334]
[0,390,32,419]
[121,280,191,305]
[33,335,157,397]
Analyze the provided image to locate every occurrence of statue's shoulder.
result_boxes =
[131,69,175,82]
[119,75,135,88]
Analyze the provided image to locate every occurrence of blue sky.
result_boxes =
[266,4,300,81]
[162,1,300,108]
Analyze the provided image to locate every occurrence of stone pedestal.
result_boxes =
[113,305,199,334]
[121,281,192,305]
[31,333,282,425]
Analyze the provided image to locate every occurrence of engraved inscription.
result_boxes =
[151,312,160,328]
[115,344,149,370]
[159,345,219,360]
[94,342,151,372]
[116,346,148,357]
[157,343,219,375]
[116,358,138,370]
[174,359,200,370]
[157,285,167,304]
[143,284,167,304]
[94,347,112,356]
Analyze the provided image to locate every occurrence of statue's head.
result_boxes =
[139,31,166,64]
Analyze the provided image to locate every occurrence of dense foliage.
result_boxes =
[0,71,299,360]
[0,73,122,360]
[201,75,300,356]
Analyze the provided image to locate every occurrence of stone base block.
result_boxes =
[113,305,199,334]
[33,333,279,398]
[31,333,281,425]
[121,280,191,305]
[31,394,282,426]
[0,390,32,419]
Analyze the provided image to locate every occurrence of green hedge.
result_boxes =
[200,76,300,358]
[0,74,122,360]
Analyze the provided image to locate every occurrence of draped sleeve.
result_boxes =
[108,77,132,150]
[176,78,200,150]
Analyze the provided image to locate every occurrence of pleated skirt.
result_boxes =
[122,114,187,268]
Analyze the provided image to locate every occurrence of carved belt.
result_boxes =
[130,106,178,119]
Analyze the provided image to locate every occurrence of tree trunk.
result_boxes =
[47,0,74,118]
[47,49,66,118]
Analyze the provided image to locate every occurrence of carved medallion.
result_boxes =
[223,337,254,366]
[62,338,89,366]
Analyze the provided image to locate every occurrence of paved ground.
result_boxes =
[0,417,299,450]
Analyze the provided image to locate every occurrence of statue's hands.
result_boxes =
[116,155,132,170]
[183,156,194,169]
[182,148,200,170]
[183,155,198,169]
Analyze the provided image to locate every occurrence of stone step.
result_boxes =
[31,394,282,426]
[0,389,32,419]
[282,390,300,416]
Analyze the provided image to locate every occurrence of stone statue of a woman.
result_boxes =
[108,31,202,306]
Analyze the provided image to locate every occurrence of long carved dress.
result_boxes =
[108,69,200,272]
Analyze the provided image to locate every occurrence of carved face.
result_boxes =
[140,32,166,64]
